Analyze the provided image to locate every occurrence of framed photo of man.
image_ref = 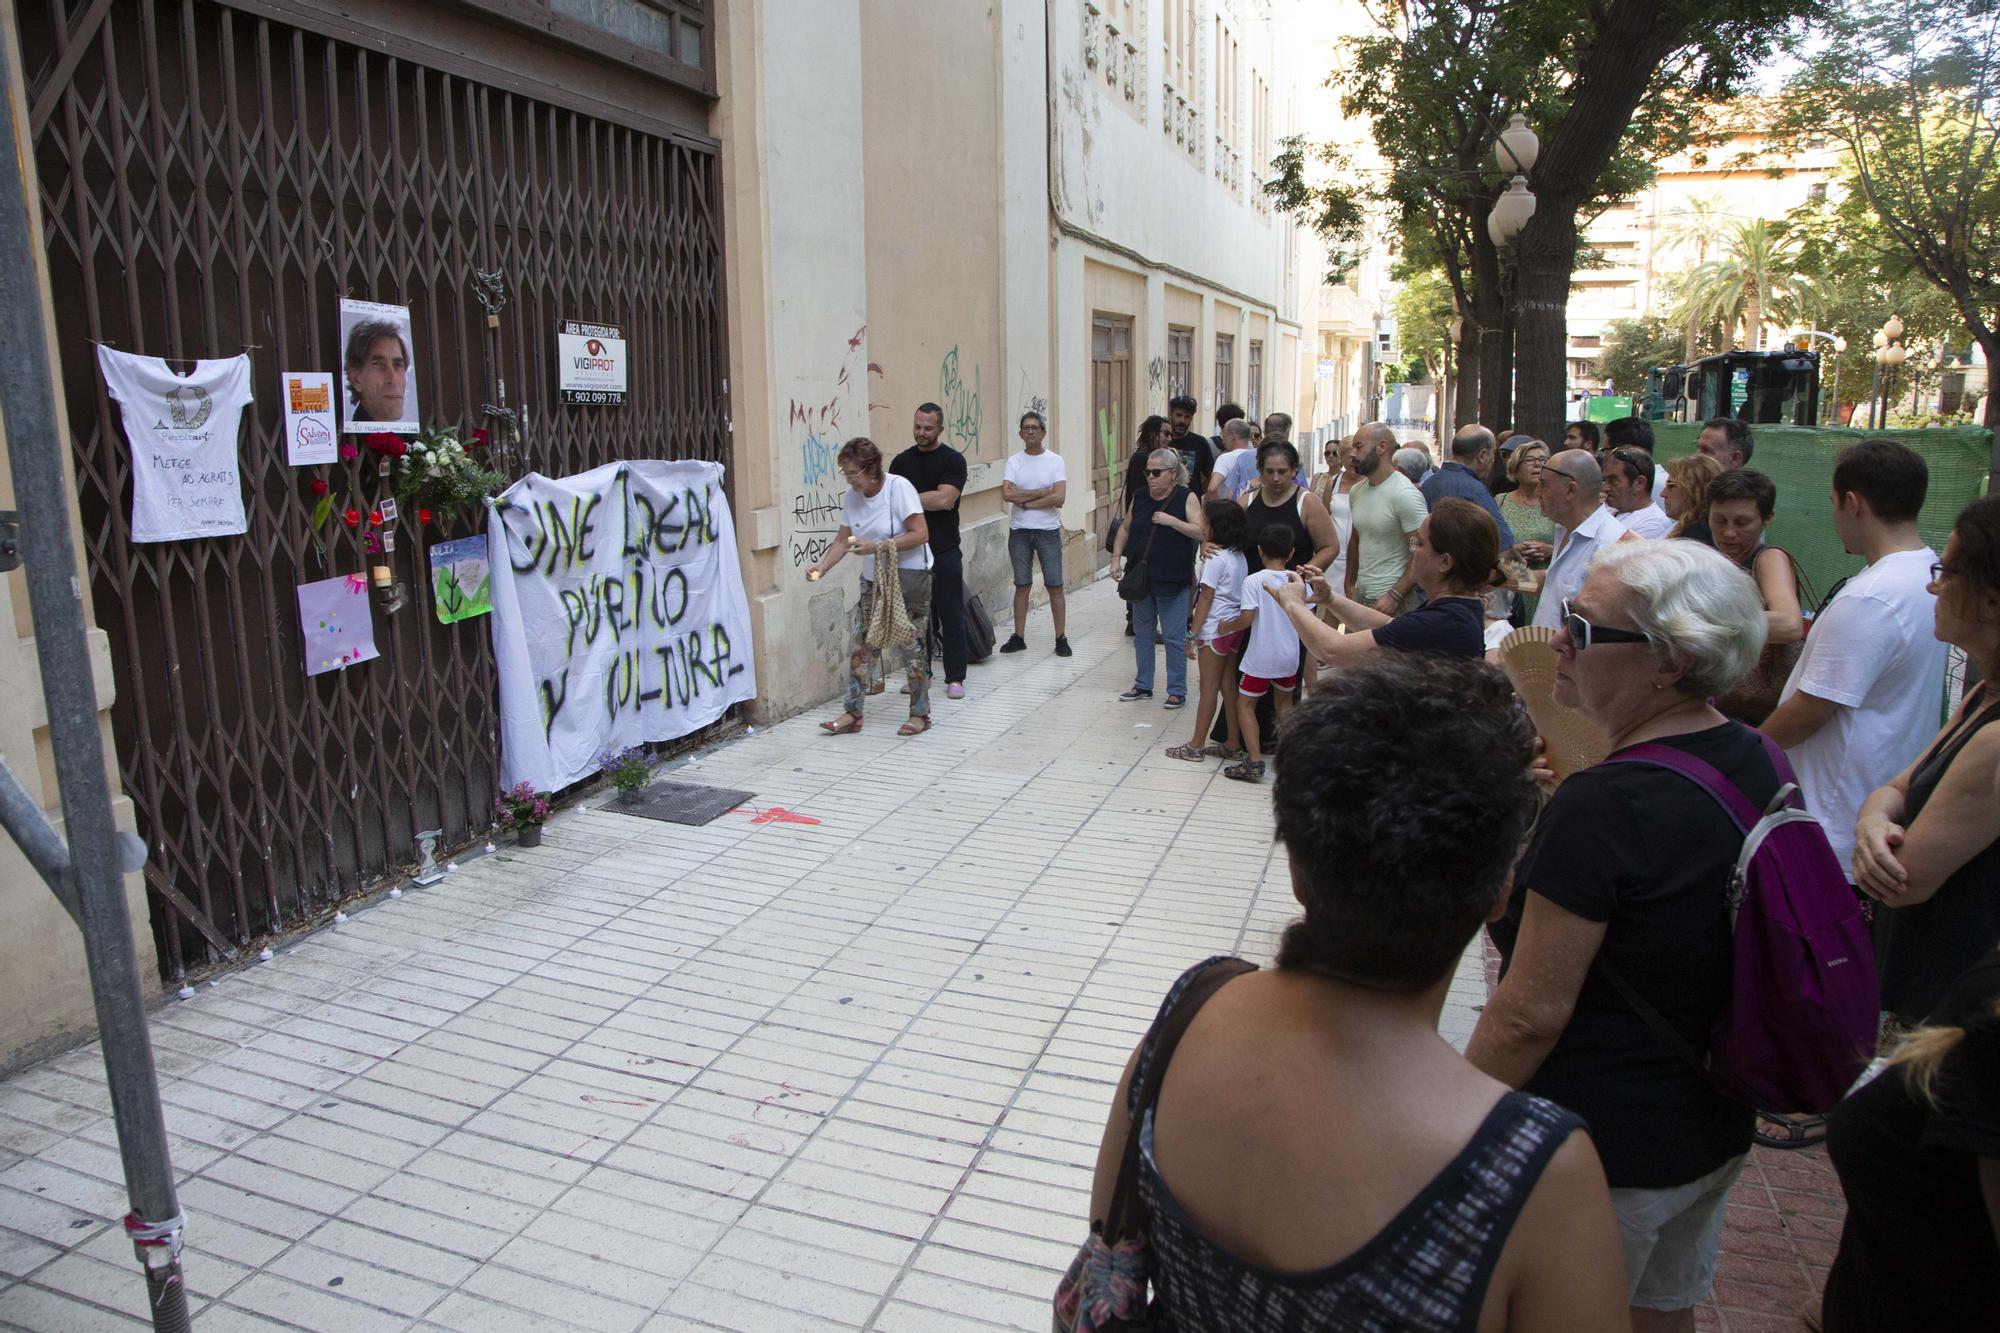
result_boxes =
[338,298,419,433]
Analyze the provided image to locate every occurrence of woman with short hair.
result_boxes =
[1467,539,1776,1331]
[803,438,934,736]
[1109,448,1202,707]
[1706,468,1806,724]
[1277,498,1501,663]
[1076,655,1628,1330]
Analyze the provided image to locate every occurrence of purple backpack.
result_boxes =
[1605,734,1878,1116]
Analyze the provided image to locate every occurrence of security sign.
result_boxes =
[558,320,627,405]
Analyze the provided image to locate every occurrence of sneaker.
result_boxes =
[1118,687,1153,702]
[1054,636,1073,657]
[946,682,966,700]
[1162,695,1186,710]
[999,635,1027,654]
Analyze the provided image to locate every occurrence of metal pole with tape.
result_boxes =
[0,23,191,1333]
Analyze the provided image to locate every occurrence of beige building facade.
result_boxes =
[725,0,1336,720]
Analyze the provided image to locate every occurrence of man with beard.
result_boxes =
[1167,394,1215,496]
[1345,422,1429,615]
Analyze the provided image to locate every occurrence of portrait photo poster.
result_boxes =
[337,298,418,433]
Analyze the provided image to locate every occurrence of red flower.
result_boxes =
[368,511,383,526]
[471,428,490,449]
[418,509,434,525]
[343,508,361,527]
[365,432,408,459]
[309,479,329,497]
[338,441,358,461]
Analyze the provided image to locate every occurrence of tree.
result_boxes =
[1272,0,1823,443]
[1673,220,1822,351]
[1660,193,1740,359]
[1779,0,2000,442]
[1507,0,1828,446]
[1596,317,1685,394]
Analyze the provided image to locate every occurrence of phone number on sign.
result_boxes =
[562,391,624,405]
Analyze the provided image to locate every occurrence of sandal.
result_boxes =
[1164,743,1207,762]
[819,713,863,735]
[1223,759,1265,783]
[1754,1112,1829,1150]
[897,715,932,736]
[1204,744,1247,761]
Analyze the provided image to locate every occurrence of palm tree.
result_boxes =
[1658,195,1736,360]
[1673,220,1820,353]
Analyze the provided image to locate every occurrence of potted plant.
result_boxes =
[495,782,552,847]
[599,746,650,804]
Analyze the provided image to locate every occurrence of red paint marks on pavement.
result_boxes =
[736,805,821,826]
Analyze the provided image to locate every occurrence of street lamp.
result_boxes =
[1495,112,1540,175]
[1488,174,1537,248]
[1872,315,1907,428]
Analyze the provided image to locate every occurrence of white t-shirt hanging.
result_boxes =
[97,347,254,542]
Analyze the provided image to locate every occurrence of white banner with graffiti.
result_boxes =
[489,460,755,792]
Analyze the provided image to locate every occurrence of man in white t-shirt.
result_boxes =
[998,411,1071,657]
[1762,440,1947,876]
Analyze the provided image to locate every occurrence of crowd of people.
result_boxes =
[1067,400,2000,1332]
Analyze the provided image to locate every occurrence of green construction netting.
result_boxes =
[1651,424,1995,610]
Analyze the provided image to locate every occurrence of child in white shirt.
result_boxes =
[1168,500,1253,763]
[1229,524,1305,782]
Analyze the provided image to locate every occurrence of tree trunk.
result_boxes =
[1507,0,1682,442]
[1453,316,1481,427]
[1512,209,1579,446]
[1745,286,1763,352]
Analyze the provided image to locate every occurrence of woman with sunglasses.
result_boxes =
[1109,449,1203,707]
[1468,539,1775,1330]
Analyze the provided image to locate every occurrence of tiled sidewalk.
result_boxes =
[0,579,1827,1332]
[0,582,1478,1332]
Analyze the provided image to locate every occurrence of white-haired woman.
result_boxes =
[1109,448,1202,707]
[1466,539,1774,1333]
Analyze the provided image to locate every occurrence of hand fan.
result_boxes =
[1499,626,1612,780]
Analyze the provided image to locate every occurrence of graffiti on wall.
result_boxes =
[787,325,883,570]
[938,346,982,452]
[1147,356,1164,392]
[1097,402,1123,479]
[1017,369,1047,423]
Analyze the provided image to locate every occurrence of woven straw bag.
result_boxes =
[864,545,913,650]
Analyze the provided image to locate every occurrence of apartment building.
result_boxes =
[1566,104,1840,391]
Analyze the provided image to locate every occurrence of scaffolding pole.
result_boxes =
[0,29,190,1333]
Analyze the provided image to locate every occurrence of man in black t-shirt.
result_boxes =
[890,404,969,697]
[1167,394,1214,496]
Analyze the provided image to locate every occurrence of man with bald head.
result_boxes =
[1345,422,1430,615]
[1531,448,1630,630]
[1421,423,1515,551]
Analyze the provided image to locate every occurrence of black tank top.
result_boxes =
[1130,484,1197,587]
[1244,486,1314,570]
[1879,682,2000,1023]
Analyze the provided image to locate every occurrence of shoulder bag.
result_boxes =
[1052,957,1256,1332]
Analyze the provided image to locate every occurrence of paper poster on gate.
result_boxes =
[487,460,756,791]
[281,371,338,465]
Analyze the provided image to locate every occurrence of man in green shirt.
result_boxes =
[1345,422,1430,615]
